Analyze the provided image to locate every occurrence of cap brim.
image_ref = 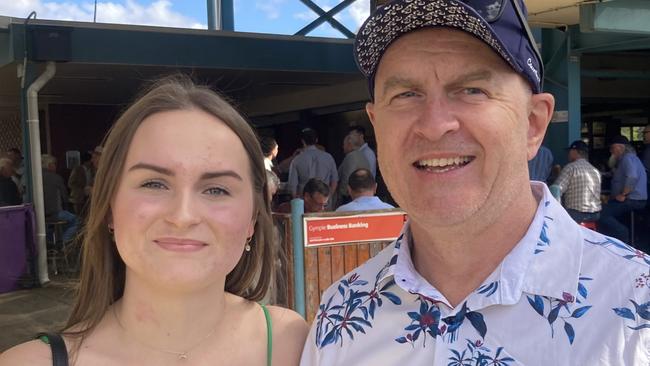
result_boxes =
[355,0,520,96]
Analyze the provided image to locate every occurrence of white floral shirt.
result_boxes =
[300,183,650,365]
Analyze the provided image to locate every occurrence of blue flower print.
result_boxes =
[535,215,553,254]
[477,281,499,297]
[526,277,592,344]
[448,339,516,366]
[315,272,402,348]
[395,297,442,347]
[396,299,487,347]
[585,237,650,266]
[613,299,650,331]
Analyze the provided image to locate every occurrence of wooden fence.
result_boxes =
[272,213,393,322]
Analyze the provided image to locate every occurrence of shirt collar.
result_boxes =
[354,196,379,203]
[377,182,583,308]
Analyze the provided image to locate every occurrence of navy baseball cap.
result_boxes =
[610,135,630,146]
[354,0,544,99]
[567,140,588,152]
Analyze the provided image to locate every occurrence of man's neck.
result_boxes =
[351,191,374,200]
[409,187,540,308]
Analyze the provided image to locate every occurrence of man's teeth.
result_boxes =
[417,156,471,168]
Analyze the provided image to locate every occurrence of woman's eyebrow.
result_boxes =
[128,163,243,181]
[200,171,243,181]
[128,162,174,176]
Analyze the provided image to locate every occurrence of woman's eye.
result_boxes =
[141,180,167,190]
[204,187,230,196]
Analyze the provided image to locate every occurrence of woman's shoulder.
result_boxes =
[265,305,309,366]
[265,305,308,335]
[0,339,53,366]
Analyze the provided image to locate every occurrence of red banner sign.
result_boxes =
[303,211,408,247]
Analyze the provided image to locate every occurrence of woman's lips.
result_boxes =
[154,238,207,252]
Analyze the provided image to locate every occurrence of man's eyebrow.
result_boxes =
[128,163,174,176]
[379,70,494,99]
[448,70,494,87]
[380,76,423,99]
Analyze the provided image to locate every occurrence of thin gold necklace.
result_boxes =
[112,306,218,361]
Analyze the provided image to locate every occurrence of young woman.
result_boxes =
[0,76,308,365]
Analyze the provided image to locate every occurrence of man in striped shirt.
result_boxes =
[553,140,601,223]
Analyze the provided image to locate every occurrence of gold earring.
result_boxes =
[245,237,252,252]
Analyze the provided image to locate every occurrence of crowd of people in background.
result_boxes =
[0,145,105,250]
[262,124,395,215]
[530,128,650,250]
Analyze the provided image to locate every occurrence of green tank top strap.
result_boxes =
[260,303,273,366]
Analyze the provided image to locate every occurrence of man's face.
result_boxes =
[610,144,625,160]
[91,152,101,168]
[272,145,279,159]
[6,152,19,164]
[568,149,578,162]
[343,137,353,154]
[0,166,12,178]
[366,28,551,228]
[304,192,329,212]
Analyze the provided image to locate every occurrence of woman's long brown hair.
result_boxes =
[63,75,274,351]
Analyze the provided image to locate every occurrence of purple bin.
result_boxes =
[0,204,37,293]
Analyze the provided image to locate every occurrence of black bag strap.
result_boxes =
[36,333,69,366]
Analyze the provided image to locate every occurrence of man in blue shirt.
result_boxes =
[288,128,338,198]
[348,126,377,178]
[528,145,553,182]
[336,168,394,212]
[598,135,647,243]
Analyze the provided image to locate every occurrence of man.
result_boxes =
[335,134,371,207]
[336,168,394,212]
[642,124,650,172]
[260,136,279,172]
[85,145,102,196]
[301,1,649,364]
[42,154,79,244]
[0,157,21,206]
[552,140,601,223]
[68,151,92,215]
[5,148,24,196]
[276,178,330,214]
[348,126,377,177]
[528,144,553,182]
[288,128,338,197]
[598,135,647,243]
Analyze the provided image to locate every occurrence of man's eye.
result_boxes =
[462,88,486,96]
[396,91,419,98]
[204,187,230,196]
[141,180,167,190]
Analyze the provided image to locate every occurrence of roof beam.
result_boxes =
[7,22,358,74]
[580,0,650,35]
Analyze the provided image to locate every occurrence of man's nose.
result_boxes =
[412,96,460,142]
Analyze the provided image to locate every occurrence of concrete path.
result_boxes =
[0,276,77,352]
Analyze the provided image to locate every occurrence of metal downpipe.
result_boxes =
[27,61,56,284]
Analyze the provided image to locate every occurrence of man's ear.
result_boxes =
[527,92,555,160]
[366,102,376,128]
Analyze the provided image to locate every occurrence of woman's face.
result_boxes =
[111,108,256,291]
